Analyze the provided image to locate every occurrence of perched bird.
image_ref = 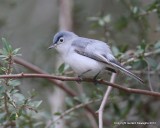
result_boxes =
[49,31,144,84]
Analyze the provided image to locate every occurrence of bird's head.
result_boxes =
[48,31,77,50]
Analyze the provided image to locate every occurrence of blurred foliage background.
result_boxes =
[0,0,160,128]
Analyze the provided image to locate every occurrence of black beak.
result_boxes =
[48,44,55,49]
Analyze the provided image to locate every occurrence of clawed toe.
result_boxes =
[76,76,83,83]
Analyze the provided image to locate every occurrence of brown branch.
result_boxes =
[14,57,76,97]
[0,73,160,98]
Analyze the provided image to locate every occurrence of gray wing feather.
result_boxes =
[72,37,144,84]
[72,37,115,62]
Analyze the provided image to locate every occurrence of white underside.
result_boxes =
[64,52,106,77]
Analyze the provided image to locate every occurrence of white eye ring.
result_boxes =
[59,37,64,42]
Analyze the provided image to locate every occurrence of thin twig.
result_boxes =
[98,73,116,128]
[122,49,160,65]
[147,66,153,91]
[46,99,101,128]
[4,92,9,116]
[131,70,160,75]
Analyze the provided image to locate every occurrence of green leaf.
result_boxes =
[132,6,139,14]
[54,112,61,116]
[135,48,144,56]
[10,89,19,94]
[147,0,158,12]
[111,46,120,57]
[0,55,7,58]
[103,14,111,23]
[1,38,12,53]
[12,48,21,55]
[58,63,65,73]
[132,59,148,69]
[1,48,8,56]
[113,103,121,115]
[0,113,6,120]
[145,57,158,69]
[119,44,128,53]
[1,67,7,72]
[65,97,74,107]
[12,93,25,105]
[154,40,160,49]
[58,63,69,74]
[140,42,147,50]
[9,112,18,121]
[114,16,128,30]
[29,100,42,108]
[8,80,20,87]
[98,19,105,26]
[0,85,5,96]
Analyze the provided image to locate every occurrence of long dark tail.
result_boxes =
[109,60,144,84]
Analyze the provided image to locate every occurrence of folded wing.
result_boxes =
[72,37,144,84]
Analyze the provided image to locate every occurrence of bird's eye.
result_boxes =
[59,37,64,42]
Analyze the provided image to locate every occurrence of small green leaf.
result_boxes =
[9,112,18,121]
[98,19,105,26]
[0,85,5,96]
[0,55,7,58]
[1,67,7,72]
[1,38,12,53]
[58,63,65,73]
[113,103,121,115]
[54,112,61,115]
[111,46,120,57]
[58,63,69,74]
[114,16,128,30]
[0,113,6,120]
[140,42,147,50]
[154,40,160,49]
[29,100,42,108]
[12,93,25,105]
[12,48,21,55]
[147,0,158,12]
[65,97,74,107]
[132,6,139,14]
[132,59,148,69]
[145,57,158,69]
[10,89,19,94]
[103,14,111,23]
[119,44,128,53]
[8,80,20,87]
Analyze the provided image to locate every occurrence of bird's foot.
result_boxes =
[93,73,100,86]
[76,75,83,84]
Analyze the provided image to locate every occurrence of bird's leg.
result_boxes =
[77,69,92,83]
[78,69,91,78]
[93,71,101,85]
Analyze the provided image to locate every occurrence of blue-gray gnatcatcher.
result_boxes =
[49,31,144,84]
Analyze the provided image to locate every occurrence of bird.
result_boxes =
[48,31,144,84]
